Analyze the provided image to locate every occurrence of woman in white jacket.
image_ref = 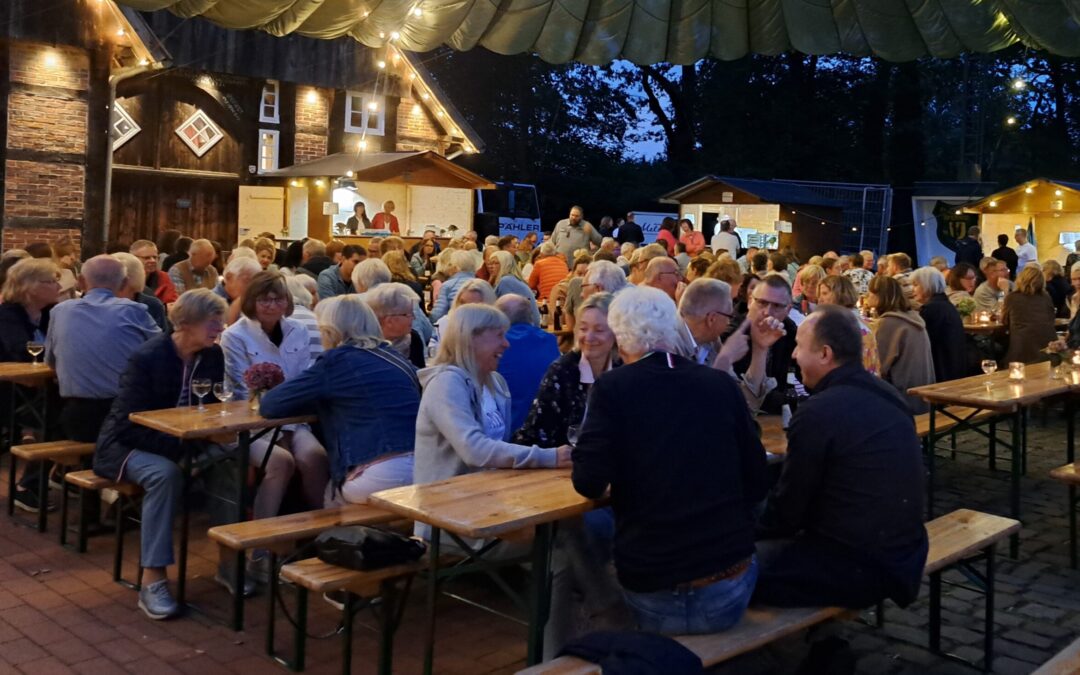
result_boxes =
[221,272,329,580]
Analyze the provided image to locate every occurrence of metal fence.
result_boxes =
[775,180,894,256]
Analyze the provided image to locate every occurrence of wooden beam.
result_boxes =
[113,164,241,181]
[84,42,112,256]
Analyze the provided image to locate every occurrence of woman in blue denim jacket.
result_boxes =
[259,295,420,504]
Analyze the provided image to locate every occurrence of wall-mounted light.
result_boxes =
[43,51,59,68]
[368,100,378,111]
[290,180,300,187]
[346,170,354,178]
[411,104,422,115]
[377,60,386,69]
[357,140,368,151]
[306,89,317,103]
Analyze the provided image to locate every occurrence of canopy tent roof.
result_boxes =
[262,150,495,189]
[961,178,1080,214]
[115,0,1080,65]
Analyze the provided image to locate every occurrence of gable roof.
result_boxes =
[262,151,494,190]
[659,176,845,208]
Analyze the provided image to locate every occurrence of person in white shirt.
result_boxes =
[220,271,328,580]
[1015,228,1038,271]
[710,217,741,256]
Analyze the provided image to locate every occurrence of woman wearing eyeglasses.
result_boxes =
[221,272,328,583]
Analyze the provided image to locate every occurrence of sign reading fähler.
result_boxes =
[933,201,979,253]
[499,217,543,241]
[637,212,679,243]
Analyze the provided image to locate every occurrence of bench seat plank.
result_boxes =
[11,441,94,462]
[925,508,1020,573]
[914,407,997,439]
[280,557,430,598]
[1049,462,1080,486]
[64,470,141,496]
[207,504,397,551]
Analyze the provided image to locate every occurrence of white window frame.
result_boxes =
[175,109,224,158]
[257,129,280,173]
[111,101,141,151]
[260,80,280,124]
[344,91,385,136]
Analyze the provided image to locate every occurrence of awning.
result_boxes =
[262,151,495,189]
[115,0,1080,65]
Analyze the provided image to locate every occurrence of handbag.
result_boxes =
[314,525,427,571]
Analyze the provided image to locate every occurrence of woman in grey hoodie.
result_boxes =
[414,304,593,659]
[868,275,936,414]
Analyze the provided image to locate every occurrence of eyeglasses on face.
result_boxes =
[256,296,288,306]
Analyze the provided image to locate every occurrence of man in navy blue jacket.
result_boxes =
[755,306,928,609]
[495,294,559,433]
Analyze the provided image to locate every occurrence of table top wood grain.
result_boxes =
[369,469,601,539]
[758,415,788,460]
[128,401,316,440]
[0,362,54,385]
[909,361,1076,411]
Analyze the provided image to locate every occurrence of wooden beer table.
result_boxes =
[129,401,315,629]
[910,362,1078,556]
[370,469,602,672]
[963,317,1069,336]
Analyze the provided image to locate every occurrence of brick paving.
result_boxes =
[0,411,1077,674]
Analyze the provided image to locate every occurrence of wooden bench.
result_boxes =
[1049,462,1080,568]
[207,504,401,631]
[275,556,431,674]
[914,406,998,439]
[62,470,142,588]
[7,440,94,534]
[916,407,1002,518]
[1033,635,1080,674]
[519,509,1019,675]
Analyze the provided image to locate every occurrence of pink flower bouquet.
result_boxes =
[243,362,284,395]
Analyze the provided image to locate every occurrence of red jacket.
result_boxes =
[148,270,178,304]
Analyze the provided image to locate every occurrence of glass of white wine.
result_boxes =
[981,359,998,391]
[26,342,44,365]
[213,381,233,416]
[192,378,212,411]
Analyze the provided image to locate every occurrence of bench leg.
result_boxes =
[266,551,277,657]
[984,544,996,672]
[36,460,49,533]
[926,405,937,520]
[231,549,245,631]
[293,585,307,672]
[1021,410,1029,477]
[77,487,90,553]
[423,526,442,675]
[341,592,354,675]
[6,454,15,518]
[929,571,942,654]
[59,475,70,548]
[375,577,412,675]
[950,430,957,460]
[1071,486,1078,570]
[113,495,124,583]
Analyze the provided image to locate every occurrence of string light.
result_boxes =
[1025,186,1034,194]
[412,6,423,16]
[989,200,998,207]
[138,58,149,66]
[1012,78,1026,90]
[955,209,962,215]
[357,140,367,151]
[390,31,400,41]
[1006,116,1017,126]
[346,170,354,178]
[411,104,422,115]
[290,180,300,187]
[421,93,430,101]
[116,28,125,37]
[377,60,386,69]
[1055,189,1064,196]
[315,179,325,188]
[367,100,378,111]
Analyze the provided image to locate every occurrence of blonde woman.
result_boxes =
[382,249,423,297]
[1002,265,1057,364]
[817,275,879,375]
[486,250,540,325]
[253,238,278,271]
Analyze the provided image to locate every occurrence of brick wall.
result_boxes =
[396,97,445,153]
[294,86,328,164]
[1,227,81,252]
[3,41,91,254]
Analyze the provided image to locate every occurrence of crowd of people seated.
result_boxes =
[0,212,1072,665]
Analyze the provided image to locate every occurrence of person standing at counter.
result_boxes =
[345,202,371,235]
[371,200,400,234]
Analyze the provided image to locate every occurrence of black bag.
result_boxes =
[314,525,427,571]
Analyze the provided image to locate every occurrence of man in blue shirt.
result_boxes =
[494,294,560,433]
[39,255,160,513]
[317,245,365,299]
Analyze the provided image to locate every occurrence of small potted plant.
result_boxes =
[243,362,285,412]
[955,297,976,324]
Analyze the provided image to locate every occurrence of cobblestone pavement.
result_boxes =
[0,410,1076,674]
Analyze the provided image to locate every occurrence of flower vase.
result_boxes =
[249,390,262,412]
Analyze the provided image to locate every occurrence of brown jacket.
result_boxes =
[874,310,935,414]
[1002,292,1057,364]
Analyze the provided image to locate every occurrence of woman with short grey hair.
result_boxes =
[911,266,966,381]
[571,284,769,636]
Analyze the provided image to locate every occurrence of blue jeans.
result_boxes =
[623,556,759,635]
[122,450,183,568]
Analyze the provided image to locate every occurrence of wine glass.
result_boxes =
[192,378,212,411]
[981,360,998,391]
[213,381,233,415]
[26,342,44,365]
[567,425,581,447]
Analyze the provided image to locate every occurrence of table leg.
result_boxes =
[423,527,441,675]
[1067,396,1075,464]
[232,431,251,631]
[6,389,17,517]
[1010,409,1022,559]
[927,405,937,520]
[526,521,554,665]
[178,445,193,607]
[36,459,48,533]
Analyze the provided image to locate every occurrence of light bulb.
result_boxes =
[1012,78,1026,90]
[1025,186,1034,194]
[1006,116,1017,125]
[367,100,378,111]
[346,170,354,178]
[43,52,59,67]
[412,7,423,16]
[138,58,149,66]
[989,200,998,207]
[306,90,317,103]
[315,179,325,187]
[116,28,125,37]
[955,209,962,215]
[290,180,300,187]
[1056,189,1064,196]
[390,31,400,41]
[358,140,367,151]
[411,104,422,115]
[421,93,430,100]
[377,60,386,69]
[436,110,444,117]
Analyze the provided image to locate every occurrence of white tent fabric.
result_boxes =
[115,0,1080,65]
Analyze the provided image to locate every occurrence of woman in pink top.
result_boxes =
[655,217,678,256]
[678,219,705,255]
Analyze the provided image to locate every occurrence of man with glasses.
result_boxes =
[679,278,786,412]
[731,275,799,414]
[130,240,178,305]
[644,257,681,301]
